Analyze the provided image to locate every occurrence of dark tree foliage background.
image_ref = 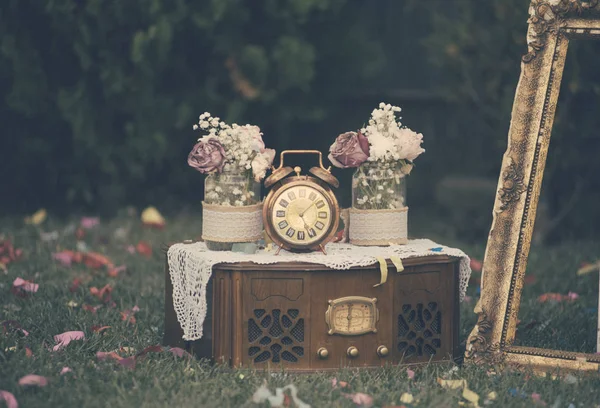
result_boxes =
[1,0,599,243]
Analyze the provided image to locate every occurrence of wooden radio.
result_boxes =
[164,251,461,371]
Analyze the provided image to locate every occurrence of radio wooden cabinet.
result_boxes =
[164,253,461,371]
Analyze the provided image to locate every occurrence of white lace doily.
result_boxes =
[167,239,472,341]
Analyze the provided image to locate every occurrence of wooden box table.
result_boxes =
[164,244,463,371]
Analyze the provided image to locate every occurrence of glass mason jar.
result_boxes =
[203,167,261,251]
[352,161,407,210]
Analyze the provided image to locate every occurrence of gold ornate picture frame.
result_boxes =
[465,0,600,372]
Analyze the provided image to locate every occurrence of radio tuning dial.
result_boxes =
[347,346,359,358]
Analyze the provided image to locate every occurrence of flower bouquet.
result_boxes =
[188,112,275,250]
[328,102,424,245]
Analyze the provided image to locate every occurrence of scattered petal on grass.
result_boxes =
[82,252,114,269]
[406,368,415,380]
[126,245,136,254]
[90,284,113,303]
[577,261,600,276]
[462,387,480,406]
[2,320,29,337]
[470,258,483,272]
[24,208,47,225]
[67,300,79,308]
[167,347,192,359]
[0,390,18,408]
[25,347,33,358]
[40,231,59,242]
[344,392,373,407]
[538,292,579,303]
[80,217,100,229]
[136,241,152,258]
[121,306,139,324]
[331,378,349,389]
[531,392,545,405]
[113,227,129,241]
[53,331,85,351]
[12,278,39,296]
[82,304,102,313]
[96,351,136,369]
[0,240,23,266]
[399,393,414,404]
[91,325,111,334]
[437,378,467,390]
[76,240,88,252]
[252,382,310,408]
[53,250,81,267]
[108,265,127,277]
[136,345,163,358]
[60,367,72,375]
[141,206,166,229]
[69,278,82,292]
[18,374,48,387]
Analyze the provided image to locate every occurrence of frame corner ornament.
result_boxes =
[523,0,600,63]
[465,310,504,366]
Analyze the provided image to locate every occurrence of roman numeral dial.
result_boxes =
[269,184,334,248]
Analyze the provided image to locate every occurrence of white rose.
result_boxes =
[251,149,276,182]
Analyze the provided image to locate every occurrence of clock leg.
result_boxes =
[319,244,327,255]
[275,245,283,256]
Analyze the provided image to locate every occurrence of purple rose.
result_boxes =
[328,131,370,168]
[187,137,227,173]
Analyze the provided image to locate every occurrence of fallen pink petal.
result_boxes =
[168,347,192,359]
[344,392,374,407]
[12,277,39,293]
[60,367,73,375]
[80,216,100,229]
[53,330,85,351]
[18,374,48,387]
[0,390,18,408]
[53,251,75,267]
[407,368,415,380]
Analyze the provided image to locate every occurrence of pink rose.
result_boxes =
[328,131,370,168]
[188,137,227,174]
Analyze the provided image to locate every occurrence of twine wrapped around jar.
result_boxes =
[202,202,264,243]
[348,207,408,246]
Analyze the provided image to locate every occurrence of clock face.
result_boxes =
[269,183,334,248]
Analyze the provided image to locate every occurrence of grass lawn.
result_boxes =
[1,210,600,407]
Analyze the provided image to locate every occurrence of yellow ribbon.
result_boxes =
[374,257,388,287]
[373,257,404,287]
[390,256,404,273]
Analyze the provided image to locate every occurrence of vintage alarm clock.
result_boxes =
[263,150,340,253]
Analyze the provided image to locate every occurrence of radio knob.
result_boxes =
[317,347,329,359]
[347,346,359,358]
[377,345,389,357]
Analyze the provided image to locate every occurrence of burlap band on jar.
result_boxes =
[349,207,408,246]
[201,202,264,243]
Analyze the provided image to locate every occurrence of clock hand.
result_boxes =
[299,213,311,231]
[298,201,317,217]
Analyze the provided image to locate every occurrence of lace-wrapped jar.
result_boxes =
[202,168,263,251]
[349,161,408,246]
